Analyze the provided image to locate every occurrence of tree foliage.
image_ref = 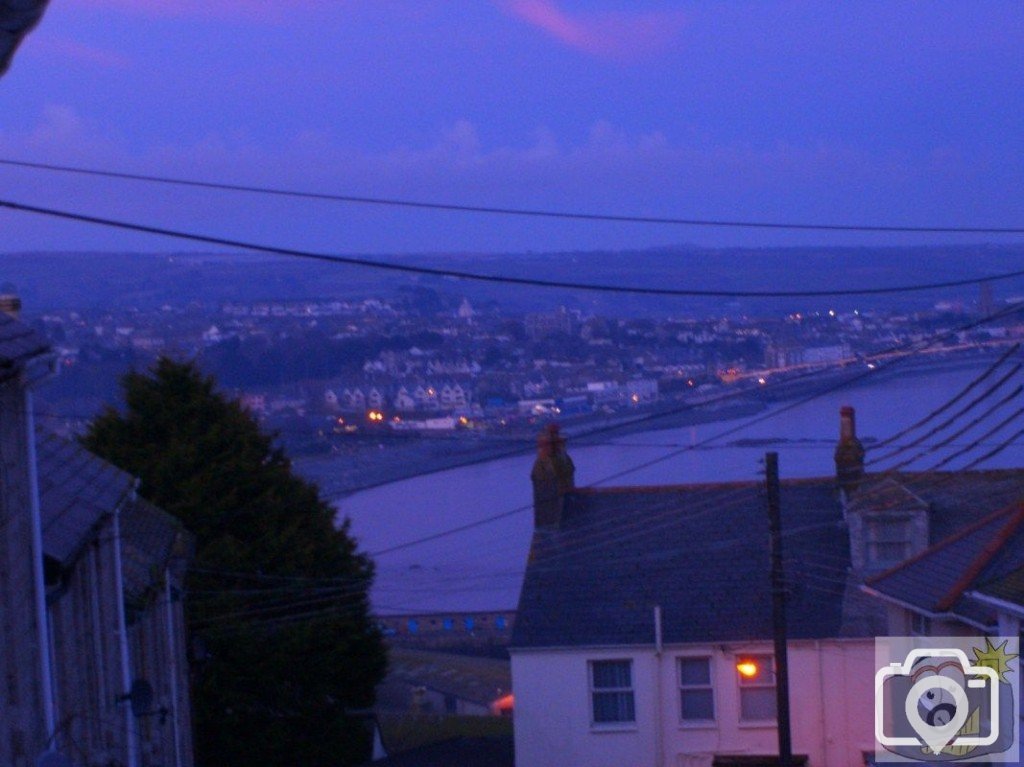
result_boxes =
[84,358,387,767]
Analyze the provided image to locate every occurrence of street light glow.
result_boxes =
[736,660,759,678]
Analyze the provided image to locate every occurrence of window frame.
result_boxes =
[736,654,777,723]
[588,659,637,729]
[677,655,715,724]
[865,516,912,566]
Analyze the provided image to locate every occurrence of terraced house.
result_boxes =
[0,303,194,767]
[511,417,1024,767]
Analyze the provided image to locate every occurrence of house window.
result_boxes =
[737,655,776,721]
[678,657,714,721]
[866,518,911,565]
[590,660,635,725]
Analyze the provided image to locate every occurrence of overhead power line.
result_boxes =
[869,344,1021,450]
[3,157,1024,235]
[369,300,1024,556]
[867,361,1023,466]
[3,198,1024,298]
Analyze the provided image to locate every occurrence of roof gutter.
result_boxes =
[653,606,664,767]
[164,567,184,767]
[964,590,1024,619]
[859,585,992,632]
[22,348,59,751]
[510,636,875,654]
[26,384,56,749]
[113,479,141,767]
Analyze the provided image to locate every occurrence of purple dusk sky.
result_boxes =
[0,1,1021,255]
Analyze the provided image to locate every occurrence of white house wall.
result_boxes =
[514,647,656,767]
[511,639,876,767]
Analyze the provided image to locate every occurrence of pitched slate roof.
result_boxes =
[897,470,1024,542]
[866,501,1024,627]
[35,429,188,591]
[0,312,50,372]
[513,468,1024,649]
[513,479,851,648]
[845,477,927,515]
[36,428,135,566]
[119,496,188,599]
[973,565,1024,606]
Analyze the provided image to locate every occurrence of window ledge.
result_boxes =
[737,720,777,729]
[677,720,717,730]
[590,723,639,733]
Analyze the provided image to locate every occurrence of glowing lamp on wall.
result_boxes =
[736,659,759,679]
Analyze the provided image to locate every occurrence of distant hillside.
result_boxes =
[2,244,1022,316]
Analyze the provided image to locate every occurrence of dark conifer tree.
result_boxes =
[84,357,386,767]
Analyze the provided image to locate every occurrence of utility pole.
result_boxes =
[765,452,793,767]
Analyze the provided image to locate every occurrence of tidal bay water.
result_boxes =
[338,366,1024,613]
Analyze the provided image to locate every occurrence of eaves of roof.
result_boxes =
[864,501,1024,618]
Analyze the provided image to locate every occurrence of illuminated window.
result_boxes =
[495,615,507,630]
[407,619,418,634]
[678,657,714,721]
[590,660,635,725]
[442,618,454,631]
[737,655,776,721]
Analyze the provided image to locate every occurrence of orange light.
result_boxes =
[491,693,514,716]
[736,660,759,678]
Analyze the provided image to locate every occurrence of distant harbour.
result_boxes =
[320,356,1024,615]
[297,348,1005,498]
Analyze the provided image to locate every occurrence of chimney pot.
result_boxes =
[0,294,22,319]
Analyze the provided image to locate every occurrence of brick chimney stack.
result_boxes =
[834,405,865,494]
[531,423,575,529]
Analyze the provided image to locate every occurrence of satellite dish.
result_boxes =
[128,679,154,718]
[36,751,74,767]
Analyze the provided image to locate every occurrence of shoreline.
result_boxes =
[298,352,1000,500]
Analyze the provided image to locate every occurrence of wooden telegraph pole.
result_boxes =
[765,452,793,767]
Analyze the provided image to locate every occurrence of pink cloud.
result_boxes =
[499,0,687,60]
